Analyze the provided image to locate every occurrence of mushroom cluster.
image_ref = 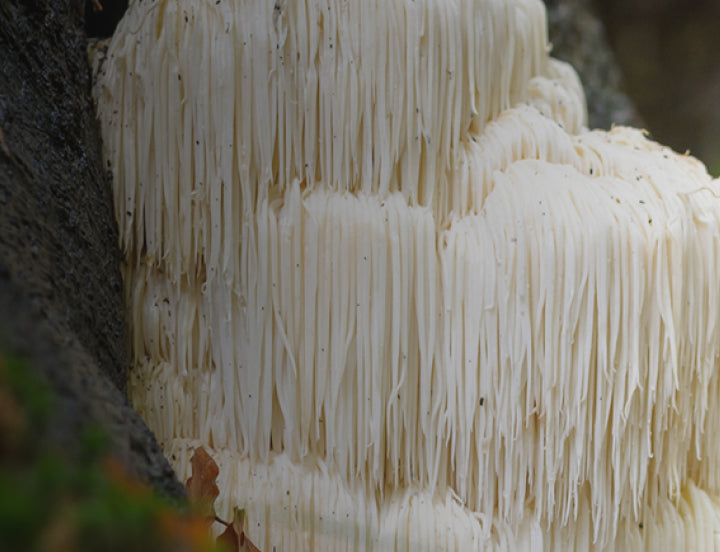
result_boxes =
[94,0,720,549]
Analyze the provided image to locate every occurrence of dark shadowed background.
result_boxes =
[595,0,720,176]
[546,0,720,176]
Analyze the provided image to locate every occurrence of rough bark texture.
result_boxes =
[0,0,184,498]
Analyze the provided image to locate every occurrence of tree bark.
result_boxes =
[0,0,184,498]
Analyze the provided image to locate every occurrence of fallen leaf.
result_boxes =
[216,508,261,552]
[216,524,238,551]
[186,446,220,520]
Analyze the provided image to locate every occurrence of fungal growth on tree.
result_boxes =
[94,0,720,549]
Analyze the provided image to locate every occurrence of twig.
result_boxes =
[215,515,230,527]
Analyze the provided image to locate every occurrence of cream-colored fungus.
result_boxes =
[94,0,720,549]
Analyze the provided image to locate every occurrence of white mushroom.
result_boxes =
[94,0,720,549]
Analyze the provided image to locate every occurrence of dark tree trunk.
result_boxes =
[0,0,184,498]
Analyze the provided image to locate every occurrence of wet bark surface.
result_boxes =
[0,0,184,498]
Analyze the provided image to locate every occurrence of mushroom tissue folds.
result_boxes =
[94,0,720,549]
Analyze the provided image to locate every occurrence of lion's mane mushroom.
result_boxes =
[94,0,720,549]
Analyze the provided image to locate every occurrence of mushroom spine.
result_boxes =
[95,0,720,549]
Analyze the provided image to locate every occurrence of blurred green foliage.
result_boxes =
[0,351,223,552]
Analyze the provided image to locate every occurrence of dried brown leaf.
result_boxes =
[216,524,238,551]
[185,446,220,519]
[216,508,261,552]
